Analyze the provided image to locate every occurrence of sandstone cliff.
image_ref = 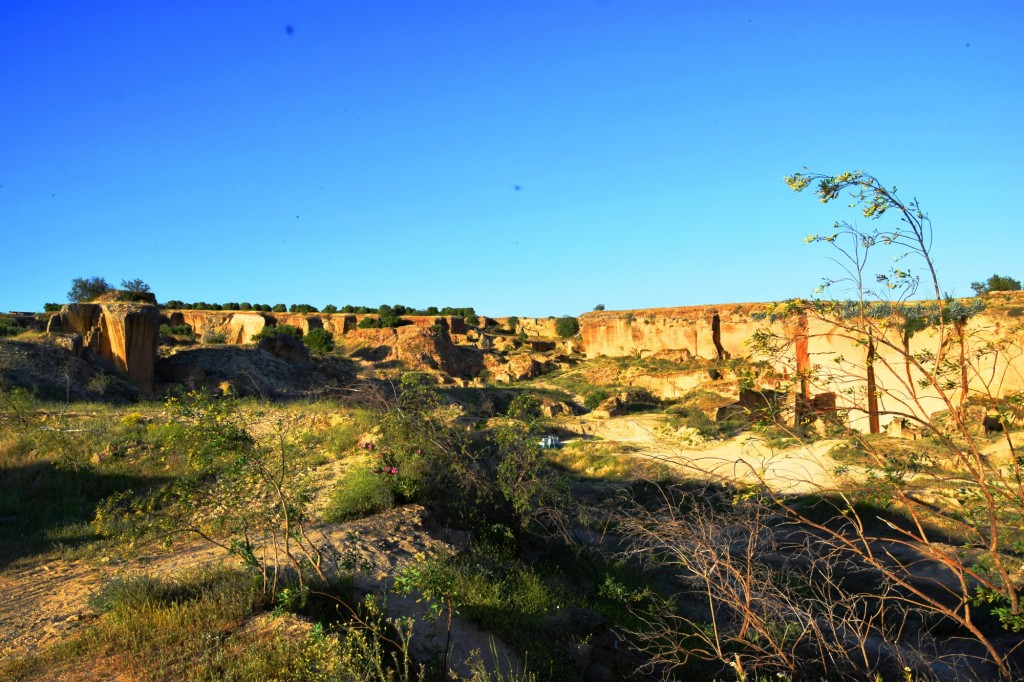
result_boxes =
[580,296,1024,432]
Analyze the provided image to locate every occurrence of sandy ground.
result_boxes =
[573,413,850,493]
[0,505,522,678]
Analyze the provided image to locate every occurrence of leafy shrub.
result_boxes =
[303,328,335,353]
[0,318,25,337]
[289,303,319,313]
[506,315,519,332]
[272,303,287,313]
[357,316,381,329]
[43,302,61,312]
[321,304,338,314]
[159,323,194,337]
[325,468,395,521]
[584,389,611,410]
[203,332,227,344]
[465,313,480,326]
[118,278,152,302]
[357,315,409,329]
[555,316,580,338]
[253,324,303,342]
[507,393,542,422]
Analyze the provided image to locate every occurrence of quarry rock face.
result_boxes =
[227,314,267,344]
[580,300,1024,433]
[258,333,310,364]
[48,302,160,394]
[346,325,480,376]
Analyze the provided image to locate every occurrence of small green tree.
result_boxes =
[119,278,152,301]
[971,273,1021,296]
[555,316,579,338]
[67,276,111,302]
[303,328,335,353]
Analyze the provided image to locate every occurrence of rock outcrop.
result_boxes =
[47,302,160,393]
[346,325,482,377]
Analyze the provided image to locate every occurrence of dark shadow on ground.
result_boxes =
[0,460,167,568]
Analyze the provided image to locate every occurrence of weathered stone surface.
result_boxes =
[505,354,546,381]
[227,314,266,344]
[98,303,161,394]
[346,325,482,377]
[49,302,160,394]
[512,317,559,339]
[258,333,310,364]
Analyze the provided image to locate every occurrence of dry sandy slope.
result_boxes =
[573,413,852,493]
[0,505,522,678]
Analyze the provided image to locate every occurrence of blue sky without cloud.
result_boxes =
[1,1,1021,316]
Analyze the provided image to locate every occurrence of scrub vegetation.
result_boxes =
[3,171,1024,681]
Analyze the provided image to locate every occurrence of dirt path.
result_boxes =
[0,557,110,659]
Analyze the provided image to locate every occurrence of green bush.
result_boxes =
[0,318,25,337]
[159,324,194,337]
[253,324,303,342]
[321,304,338,314]
[507,393,542,422]
[325,468,395,522]
[303,328,335,353]
[118,278,152,302]
[204,332,227,344]
[357,315,409,329]
[272,304,287,313]
[555,316,580,338]
[43,302,61,312]
[584,389,611,410]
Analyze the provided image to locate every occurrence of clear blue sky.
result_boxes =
[2,1,1021,316]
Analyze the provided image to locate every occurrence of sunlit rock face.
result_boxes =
[48,302,160,394]
[580,299,1024,432]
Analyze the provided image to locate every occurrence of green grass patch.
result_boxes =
[546,441,668,482]
[325,468,396,522]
